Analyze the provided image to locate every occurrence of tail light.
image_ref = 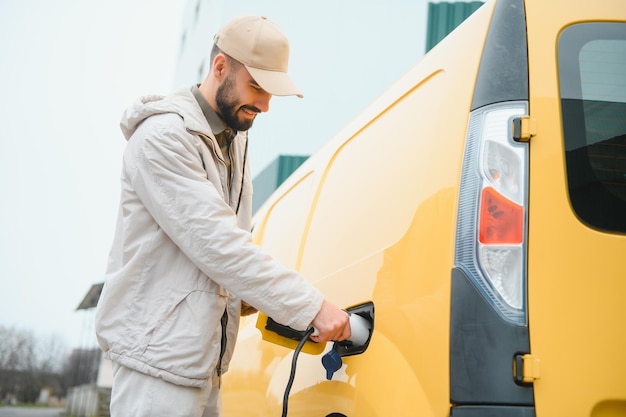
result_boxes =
[455,102,529,325]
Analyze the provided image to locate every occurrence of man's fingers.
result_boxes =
[309,321,351,343]
[310,299,351,343]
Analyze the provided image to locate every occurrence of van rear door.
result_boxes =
[526,1,626,415]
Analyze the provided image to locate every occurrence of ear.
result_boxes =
[212,54,227,79]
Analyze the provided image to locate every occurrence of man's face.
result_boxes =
[215,65,272,132]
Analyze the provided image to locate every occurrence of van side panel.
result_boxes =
[292,4,496,415]
[222,2,498,415]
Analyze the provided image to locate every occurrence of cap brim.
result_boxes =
[246,66,303,98]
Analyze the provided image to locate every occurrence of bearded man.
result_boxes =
[95,15,350,417]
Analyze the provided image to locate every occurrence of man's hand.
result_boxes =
[309,300,351,343]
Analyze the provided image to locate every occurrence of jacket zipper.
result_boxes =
[216,308,228,387]
[235,137,248,214]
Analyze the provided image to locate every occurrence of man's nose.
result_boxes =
[255,91,272,113]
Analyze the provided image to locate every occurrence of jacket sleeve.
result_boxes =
[124,115,323,330]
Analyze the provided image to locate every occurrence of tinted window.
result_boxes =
[559,23,626,233]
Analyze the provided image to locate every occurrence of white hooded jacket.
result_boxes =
[95,86,324,388]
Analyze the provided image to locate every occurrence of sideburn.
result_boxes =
[215,72,254,132]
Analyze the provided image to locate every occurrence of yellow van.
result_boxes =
[222,0,626,415]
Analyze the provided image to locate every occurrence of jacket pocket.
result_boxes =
[142,289,228,382]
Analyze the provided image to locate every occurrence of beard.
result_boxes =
[215,73,259,132]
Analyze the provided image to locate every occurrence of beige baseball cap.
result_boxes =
[214,15,303,98]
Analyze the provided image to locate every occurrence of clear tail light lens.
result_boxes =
[455,102,529,325]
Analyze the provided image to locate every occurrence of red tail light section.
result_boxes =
[479,187,524,245]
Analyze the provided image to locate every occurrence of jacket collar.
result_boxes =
[120,86,218,142]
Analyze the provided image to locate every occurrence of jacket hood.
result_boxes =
[120,87,211,141]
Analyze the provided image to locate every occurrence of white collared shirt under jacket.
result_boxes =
[95,86,324,388]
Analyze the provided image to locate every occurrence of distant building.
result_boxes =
[252,155,309,213]
[66,283,110,417]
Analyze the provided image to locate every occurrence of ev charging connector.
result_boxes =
[256,301,375,357]
[320,303,374,380]
[258,302,374,417]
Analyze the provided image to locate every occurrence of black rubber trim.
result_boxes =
[265,317,317,342]
[470,0,529,110]
[450,268,534,405]
[450,405,535,417]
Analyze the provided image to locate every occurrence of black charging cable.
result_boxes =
[282,327,315,417]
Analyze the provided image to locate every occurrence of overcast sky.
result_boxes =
[0,0,184,350]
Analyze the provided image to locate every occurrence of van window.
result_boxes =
[559,23,626,233]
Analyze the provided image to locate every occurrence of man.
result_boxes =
[95,15,350,417]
